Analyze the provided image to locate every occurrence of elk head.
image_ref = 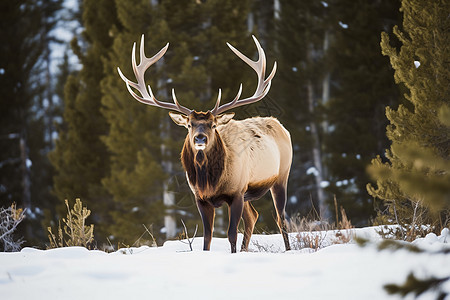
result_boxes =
[117,35,277,137]
[168,111,234,152]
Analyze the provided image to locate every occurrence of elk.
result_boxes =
[118,35,292,253]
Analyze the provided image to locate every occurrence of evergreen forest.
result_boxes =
[0,0,448,249]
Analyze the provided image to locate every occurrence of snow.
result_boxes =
[414,61,421,68]
[306,166,319,176]
[336,180,345,187]
[0,227,449,300]
[49,0,80,74]
[320,180,330,188]
[289,195,298,204]
[7,133,20,139]
[339,21,349,29]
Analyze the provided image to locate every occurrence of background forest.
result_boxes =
[1,0,448,249]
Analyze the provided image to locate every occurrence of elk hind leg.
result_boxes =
[270,183,291,251]
[240,201,259,252]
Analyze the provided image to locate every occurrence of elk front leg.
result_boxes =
[227,195,244,253]
[196,198,215,251]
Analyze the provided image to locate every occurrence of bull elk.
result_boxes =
[118,35,292,253]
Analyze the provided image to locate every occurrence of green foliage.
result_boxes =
[100,0,167,244]
[370,143,450,211]
[0,0,63,245]
[385,273,448,299]
[367,0,450,232]
[47,199,94,249]
[49,0,119,242]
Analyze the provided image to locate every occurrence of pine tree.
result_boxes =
[0,0,62,244]
[325,0,401,225]
[49,0,118,242]
[101,0,168,245]
[367,0,450,234]
[42,52,72,237]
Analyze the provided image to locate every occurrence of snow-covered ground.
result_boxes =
[1,227,449,300]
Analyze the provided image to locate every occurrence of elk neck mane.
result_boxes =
[181,130,226,198]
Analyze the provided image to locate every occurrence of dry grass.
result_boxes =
[288,201,354,252]
[248,200,355,253]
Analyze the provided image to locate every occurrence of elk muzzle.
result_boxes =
[194,134,207,150]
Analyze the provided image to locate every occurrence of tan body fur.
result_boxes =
[197,117,292,199]
[176,112,293,252]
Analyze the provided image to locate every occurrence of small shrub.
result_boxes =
[288,205,354,251]
[250,239,282,253]
[0,203,25,252]
[373,200,439,242]
[47,199,94,249]
[294,231,327,251]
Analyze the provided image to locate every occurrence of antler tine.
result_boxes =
[211,89,222,114]
[211,35,276,115]
[171,88,191,113]
[227,36,266,81]
[211,36,276,115]
[117,34,192,115]
[210,83,243,115]
[231,83,243,104]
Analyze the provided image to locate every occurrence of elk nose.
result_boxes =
[194,134,207,145]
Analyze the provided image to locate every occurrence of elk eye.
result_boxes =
[212,124,217,129]
[187,124,191,129]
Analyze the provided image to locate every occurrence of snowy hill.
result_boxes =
[1,227,449,300]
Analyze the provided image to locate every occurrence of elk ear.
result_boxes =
[169,112,189,128]
[216,113,235,126]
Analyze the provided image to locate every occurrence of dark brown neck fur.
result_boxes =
[181,131,225,198]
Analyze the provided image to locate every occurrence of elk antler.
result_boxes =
[118,35,192,115]
[210,35,277,115]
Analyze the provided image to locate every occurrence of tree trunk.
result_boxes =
[321,30,330,135]
[20,134,31,237]
[156,42,177,239]
[307,80,329,220]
